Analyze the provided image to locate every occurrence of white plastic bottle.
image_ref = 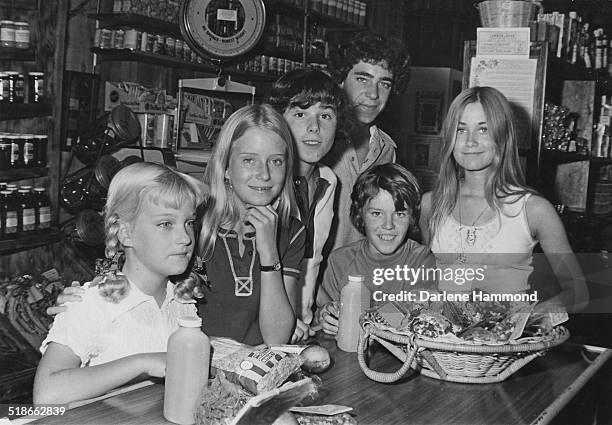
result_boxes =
[164,316,210,425]
[336,275,367,352]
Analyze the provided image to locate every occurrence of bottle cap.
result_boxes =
[179,316,202,327]
[348,275,364,283]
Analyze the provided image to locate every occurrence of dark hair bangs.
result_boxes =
[289,89,340,111]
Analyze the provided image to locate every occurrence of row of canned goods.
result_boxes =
[0,184,51,238]
[0,133,48,171]
[95,28,205,62]
[234,55,305,76]
[0,71,45,103]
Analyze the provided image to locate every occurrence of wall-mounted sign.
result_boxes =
[180,0,266,59]
[476,27,530,58]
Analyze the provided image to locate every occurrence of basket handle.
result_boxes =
[357,328,417,383]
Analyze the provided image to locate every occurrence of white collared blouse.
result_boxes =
[41,280,197,366]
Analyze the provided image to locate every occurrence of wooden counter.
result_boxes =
[18,336,612,425]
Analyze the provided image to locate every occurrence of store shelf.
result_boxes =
[308,10,367,31]
[0,167,48,182]
[0,47,35,61]
[88,13,181,38]
[92,48,278,82]
[0,103,52,120]
[0,226,62,255]
[92,47,218,71]
[267,0,304,17]
[542,150,612,164]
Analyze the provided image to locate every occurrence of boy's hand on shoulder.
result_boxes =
[318,301,340,336]
[46,282,86,316]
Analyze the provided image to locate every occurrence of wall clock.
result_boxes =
[180,0,266,60]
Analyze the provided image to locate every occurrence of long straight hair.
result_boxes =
[199,103,297,261]
[428,86,536,243]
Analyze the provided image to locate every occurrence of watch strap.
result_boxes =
[260,261,281,272]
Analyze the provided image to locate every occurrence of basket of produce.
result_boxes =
[357,295,570,384]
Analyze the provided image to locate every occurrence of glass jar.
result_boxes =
[34,134,47,167]
[14,22,30,49]
[0,20,16,48]
[33,187,51,230]
[74,105,140,165]
[0,135,11,171]
[7,135,21,168]
[113,28,125,49]
[0,72,7,103]
[4,72,18,103]
[0,190,18,238]
[14,74,24,103]
[17,188,35,234]
[22,135,35,168]
[27,72,44,103]
[61,166,108,213]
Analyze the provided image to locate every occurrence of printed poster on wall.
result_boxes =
[469,57,538,149]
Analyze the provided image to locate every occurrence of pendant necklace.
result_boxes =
[457,199,489,264]
[222,236,256,297]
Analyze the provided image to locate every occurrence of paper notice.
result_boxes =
[469,57,538,148]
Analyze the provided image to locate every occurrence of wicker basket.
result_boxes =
[357,320,570,384]
[476,0,542,28]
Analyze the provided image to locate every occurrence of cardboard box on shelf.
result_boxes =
[104,81,168,114]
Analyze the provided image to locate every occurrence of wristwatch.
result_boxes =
[260,261,282,272]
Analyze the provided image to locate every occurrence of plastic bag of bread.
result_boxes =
[211,338,304,395]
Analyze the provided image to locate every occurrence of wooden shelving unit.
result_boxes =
[87,13,181,38]
[0,227,62,256]
[0,103,52,120]
[542,150,612,164]
[0,167,48,182]
[0,47,35,61]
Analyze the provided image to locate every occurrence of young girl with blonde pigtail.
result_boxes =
[34,162,205,405]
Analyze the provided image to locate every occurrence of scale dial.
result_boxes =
[180,0,266,59]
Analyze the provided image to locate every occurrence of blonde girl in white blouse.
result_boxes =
[33,162,205,405]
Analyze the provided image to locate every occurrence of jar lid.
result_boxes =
[34,187,46,192]
[0,190,11,195]
[178,316,202,327]
[28,71,43,76]
[74,209,105,247]
[109,105,141,144]
[94,154,121,189]
[18,189,29,193]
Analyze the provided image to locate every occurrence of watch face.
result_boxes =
[180,0,266,59]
